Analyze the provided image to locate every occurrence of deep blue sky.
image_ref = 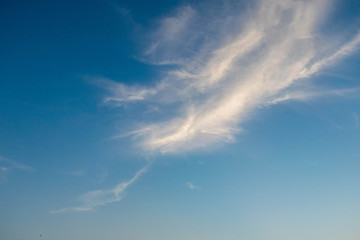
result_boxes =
[1,0,360,239]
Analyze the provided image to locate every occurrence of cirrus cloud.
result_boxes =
[100,0,360,154]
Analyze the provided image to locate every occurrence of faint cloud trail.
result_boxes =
[0,156,34,183]
[58,169,86,177]
[0,156,34,172]
[50,164,149,214]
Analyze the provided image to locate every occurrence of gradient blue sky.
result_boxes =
[1,0,360,239]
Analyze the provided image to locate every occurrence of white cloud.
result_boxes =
[0,156,34,183]
[186,182,201,190]
[0,156,34,172]
[143,6,196,65]
[100,0,360,154]
[50,165,149,214]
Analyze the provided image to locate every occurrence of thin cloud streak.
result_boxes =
[101,0,360,154]
[268,87,360,105]
[0,156,34,183]
[50,165,149,214]
[59,169,86,177]
[0,156,34,172]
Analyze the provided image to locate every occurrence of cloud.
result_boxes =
[50,165,149,214]
[100,0,360,154]
[186,182,201,190]
[0,156,34,183]
[268,87,360,105]
[0,167,9,183]
[143,6,196,65]
[59,169,86,177]
[0,156,34,172]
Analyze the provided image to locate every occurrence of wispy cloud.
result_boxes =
[0,166,9,183]
[59,169,86,177]
[99,0,360,154]
[143,6,196,65]
[50,165,149,214]
[0,156,34,172]
[186,182,201,190]
[0,156,34,183]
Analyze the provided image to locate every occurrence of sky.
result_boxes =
[1,0,360,239]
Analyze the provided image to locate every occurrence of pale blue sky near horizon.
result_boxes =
[1,0,360,239]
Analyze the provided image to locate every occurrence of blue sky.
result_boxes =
[1,0,360,239]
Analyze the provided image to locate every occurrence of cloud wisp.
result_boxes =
[50,165,149,214]
[100,0,360,154]
[59,169,86,177]
[186,182,201,190]
[0,156,34,183]
[0,156,34,172]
